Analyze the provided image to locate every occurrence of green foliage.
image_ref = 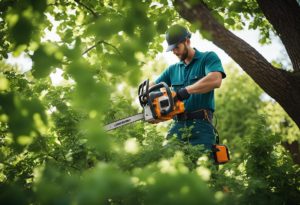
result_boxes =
[216,65,264,142]
[0,1,299,205]
[31,43,63,78]
[212,65,300,204]
[215,64,300,160]
[1,64,300,205]
[198,0,274,44]
[240,117,300,205]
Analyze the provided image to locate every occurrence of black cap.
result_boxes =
[165,24,191,52]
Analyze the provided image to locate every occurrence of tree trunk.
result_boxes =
[257,0,300,72]
[173,0,300,164]
[282,141,300,164]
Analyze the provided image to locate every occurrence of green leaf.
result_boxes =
[31,44,62,78]
[87,17,123,40]
[105,54,128,75]
[156,17,168,34]
[225,18,235,26]
[30,0,47,12]
[9,17,33,46]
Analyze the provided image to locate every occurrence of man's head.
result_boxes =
[165,24,191,61]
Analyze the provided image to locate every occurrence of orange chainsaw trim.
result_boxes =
[152,89,185,121]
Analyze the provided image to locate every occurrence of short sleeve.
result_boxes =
[204,52,226,79]
[154,66,171,85]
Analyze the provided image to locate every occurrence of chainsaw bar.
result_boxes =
[104,113,144,131]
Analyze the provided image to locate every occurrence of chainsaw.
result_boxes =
[104,79,185,131]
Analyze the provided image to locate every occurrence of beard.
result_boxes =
[179,43,189,61]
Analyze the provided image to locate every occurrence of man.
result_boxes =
[152,24,226,150]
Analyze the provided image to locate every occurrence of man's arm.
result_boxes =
[185,72,223,94]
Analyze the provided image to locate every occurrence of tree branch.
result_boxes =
[82,40,146,66]
[74,0,99,18]
[82,40,123,59]
[82,40,104,55]
[101,41,123,57]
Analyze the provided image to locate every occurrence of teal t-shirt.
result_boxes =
[155,49,226,112]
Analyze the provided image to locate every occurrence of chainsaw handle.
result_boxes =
[148,82,165,93]
[149,82,174,115]
[138,79,149,107]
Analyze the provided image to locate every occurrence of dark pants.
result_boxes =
[167,119,215,149]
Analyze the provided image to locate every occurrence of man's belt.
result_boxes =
[175,109,213,121]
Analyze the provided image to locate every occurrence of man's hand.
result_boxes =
[176,88,190,101]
